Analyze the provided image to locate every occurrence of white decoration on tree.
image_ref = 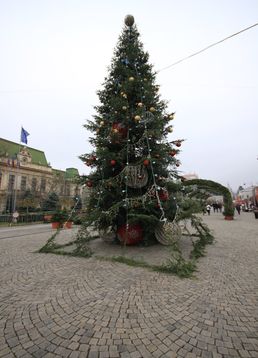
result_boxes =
[123,164,148,188]
[155,222,182,245]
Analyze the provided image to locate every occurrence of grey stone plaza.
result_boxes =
[0,213,257,357]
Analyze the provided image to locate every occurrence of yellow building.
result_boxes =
[0,138,81,213]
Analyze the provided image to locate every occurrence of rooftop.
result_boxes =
[0,137,48,166]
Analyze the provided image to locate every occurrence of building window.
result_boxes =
[65,184,70,196]
[40,178,46,192]
[0,171,2,188]
[74,186,80,196]
[8,174,15,191]
[31,178,37,192]
[21,176,27,191]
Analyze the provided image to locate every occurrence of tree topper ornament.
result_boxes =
[124,15,135,27]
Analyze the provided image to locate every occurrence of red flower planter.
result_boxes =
[51,221,73,229]
[44,215,53,223]
[51,222,61,229]
[224,216,234,221]
[64,221,73,229]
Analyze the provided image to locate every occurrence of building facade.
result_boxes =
[181,173,199,181]
[0,138,81,213]
[235,185,258,209]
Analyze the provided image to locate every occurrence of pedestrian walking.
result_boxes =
[206,204,211,215]
[10,211,19,226]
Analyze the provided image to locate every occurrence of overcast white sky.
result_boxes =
[0,0,257,191]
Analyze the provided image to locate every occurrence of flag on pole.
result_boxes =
[21,127,30,144]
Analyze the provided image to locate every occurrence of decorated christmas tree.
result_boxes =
[80,15,184,245]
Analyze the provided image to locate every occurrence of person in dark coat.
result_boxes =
[236,204,241,215]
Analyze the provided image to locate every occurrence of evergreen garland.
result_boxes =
[182,179,234,217]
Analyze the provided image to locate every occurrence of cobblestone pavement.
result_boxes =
[0,213,257,358]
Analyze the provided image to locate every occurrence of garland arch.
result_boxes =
[182,179,234,218]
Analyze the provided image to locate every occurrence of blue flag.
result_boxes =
[21,127,30,144]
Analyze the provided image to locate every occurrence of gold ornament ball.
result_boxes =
[124,14,135,27]
[166,126,173,133]
[169,113,175,120]
[149,107,155,112]
[100,121,105,126]
[137,102,143,107]
[122,106,127,111]
[134,115,141,122]
[129,76,135,82]
[112,128,119,134]
[122,93,127,98]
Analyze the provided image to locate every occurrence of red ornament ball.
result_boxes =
[86,181,93,187]
[159,189,169,201]
[169,150,177,157]
[112,122,128,138]
[143,159,150,166]
[175,141,181,147]
[117,224,143,245]
[110,159,116,166]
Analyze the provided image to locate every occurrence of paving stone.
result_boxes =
[0,215,257,358]
[239,350,252,357]
[99,352,110,358]
[30,348,47,357]
[88,351,99,358]
[69,352,81,358]
[108,352,120,358]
